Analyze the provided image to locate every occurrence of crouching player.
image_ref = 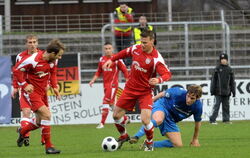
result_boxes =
[129,85,203,148]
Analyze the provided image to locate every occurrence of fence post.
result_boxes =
[220,10,226,53]
[0,15,3,56]
[184,23,189,76]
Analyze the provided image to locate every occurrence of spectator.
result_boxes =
[209,53,236,125]
[113,3,134,66]
[133,16,156,45]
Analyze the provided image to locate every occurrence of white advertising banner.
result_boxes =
[2,79,250,126]
[48,80,250,125]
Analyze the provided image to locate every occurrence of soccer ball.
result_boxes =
[101,136,119,152]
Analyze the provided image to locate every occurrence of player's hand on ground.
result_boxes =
[53,87,61,101]
[149,78,159,86]
[12,88,18,99]
[190,139,200,147]
[24,84,34,94]
[102,59,112,69]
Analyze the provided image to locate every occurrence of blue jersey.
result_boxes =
[158,87,203,122]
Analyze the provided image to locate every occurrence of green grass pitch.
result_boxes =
[0,121,250,158]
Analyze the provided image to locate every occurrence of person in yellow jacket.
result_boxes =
[113,3,134,66]
[133,16,156,45]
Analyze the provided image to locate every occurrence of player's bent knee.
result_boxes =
[173,142,183,147]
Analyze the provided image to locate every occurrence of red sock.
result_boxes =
[20,118,31,137]
[101,108,109,125]
[144,126,154,143]
[114,115,128,135]
[20,121,39,136]
[41,120,53,149]
[41,128,45,144]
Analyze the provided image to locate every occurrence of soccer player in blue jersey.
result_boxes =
[129,85,203,148]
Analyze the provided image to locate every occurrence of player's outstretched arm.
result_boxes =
[190,121,201,147]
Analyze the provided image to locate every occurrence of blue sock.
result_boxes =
[151,119,158,127]
[134,125,145,138]
[154,140,174,148]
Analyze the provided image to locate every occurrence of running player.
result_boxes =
[89,42,128,129]
[12,34,45,146]
[14,39,64,154]
[103,30,172,151]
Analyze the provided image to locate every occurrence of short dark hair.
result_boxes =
[140,30,155,40]
[187,85,202,99]
[46,39,65,54]
[104,42,112,46]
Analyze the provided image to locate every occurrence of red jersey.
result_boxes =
[111,44,171,93]
[13,51,58,95]
[96,55,128,88]
[12,49,44,88]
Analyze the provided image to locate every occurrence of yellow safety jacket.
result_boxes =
[114,7,133,32]
[133,25,153,44]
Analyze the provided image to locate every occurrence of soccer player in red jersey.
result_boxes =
[13,39,64,154]
[103,30,172,151]
[89,42,128,129]
[12,34,45,146]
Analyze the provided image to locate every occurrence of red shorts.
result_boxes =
[20,91,48,112]
[103,87,117,105]
[116,89,153,111]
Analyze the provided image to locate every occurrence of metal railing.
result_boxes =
[2,10,250,33]
[101,20,230,67]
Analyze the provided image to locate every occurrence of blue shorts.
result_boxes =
[152,99,180,136]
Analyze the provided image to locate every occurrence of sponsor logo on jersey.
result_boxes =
[132,61,147,73]
[35,71,49,78]
[36,64,44,67]
[103,68,112,71]
[133,51,139,55]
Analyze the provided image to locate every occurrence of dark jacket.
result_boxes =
[210,64,236,97]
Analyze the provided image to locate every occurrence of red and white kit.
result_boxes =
[96,55,128,104]
[13,51,58,111]
[12,49,44,109]
[111,44,172,110]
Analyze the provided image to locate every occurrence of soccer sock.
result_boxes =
[101,108,109,125]
[20,118,31,137]
[154,140,174,148]
[134,125,145,138]
[114,115,128,135]
[41,120,53,149]
[151,119,158,127]
[144,121,154,143]
[20,120,39,136]
[134,119,158,138]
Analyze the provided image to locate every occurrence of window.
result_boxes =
[82,0,112,3]
[0,0,4,5]
[49,0,79,4]
[118,0,151,2]
[15,0,44,5]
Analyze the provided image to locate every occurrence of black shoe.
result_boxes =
[129,136,139,144]
[117,133,130,149]
[23,137,30,146]
[46,147,61,154]
[16,127,24,147]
